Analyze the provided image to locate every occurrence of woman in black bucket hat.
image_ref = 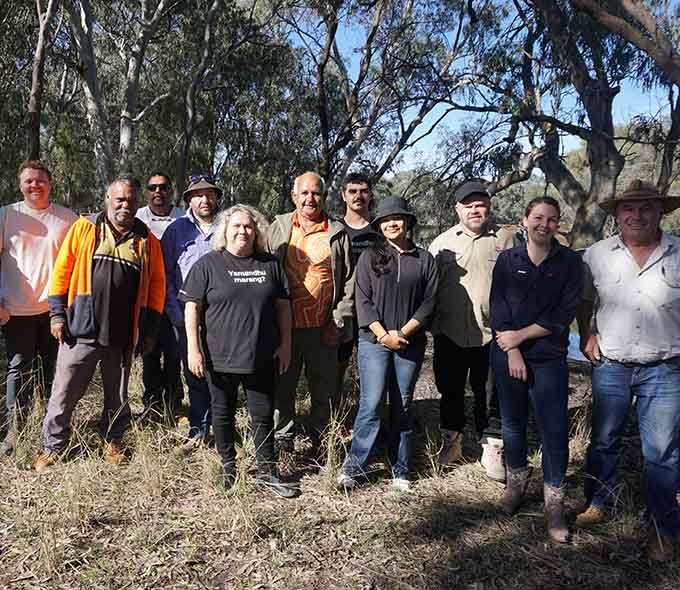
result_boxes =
[337,196,439,492]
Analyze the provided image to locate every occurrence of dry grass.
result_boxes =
[0,349,679,590]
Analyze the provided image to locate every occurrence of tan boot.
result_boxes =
[104,440,127,465]
[544,484,570,543]
[498,466,532,515]
[647,527,675,562]
[574,505,607,529]
[35,451,59,472]
[438,430,463,466]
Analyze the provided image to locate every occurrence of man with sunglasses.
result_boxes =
[136,173,184,420]
[161,175,220,451]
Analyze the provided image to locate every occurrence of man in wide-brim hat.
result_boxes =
[576,178,680,561]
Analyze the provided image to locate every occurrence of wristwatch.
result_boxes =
[333,317,345,329]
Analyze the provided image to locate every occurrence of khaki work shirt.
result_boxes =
[429,222,516,347]
[583,232,680,363]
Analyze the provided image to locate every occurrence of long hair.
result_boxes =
[212,204,269,254]
[366,238,391,276]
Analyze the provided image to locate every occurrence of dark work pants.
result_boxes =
[433,334,501,441]
[141,314,182,411]
[1,313,57,426]
[205,367,276,474]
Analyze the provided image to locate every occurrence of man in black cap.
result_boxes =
[429,180,516,481]
[161,175,220,450]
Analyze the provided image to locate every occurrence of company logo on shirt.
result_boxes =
[228,269,268,284]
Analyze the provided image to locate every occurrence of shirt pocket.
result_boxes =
[593,271,621,302]
[660,258,680,288]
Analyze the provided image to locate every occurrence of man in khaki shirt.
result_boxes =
[429,181,516,480]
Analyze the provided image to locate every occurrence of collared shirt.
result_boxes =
[160,210,216,326]
[91,218,143,347]
[429,222,516,347]
[490,241,583,361]
[583,232,680,363]
[135,205,184,240]
[285,213,333,328]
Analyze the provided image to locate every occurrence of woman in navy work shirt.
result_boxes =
[337,196,439,492]
[489,196,582,543]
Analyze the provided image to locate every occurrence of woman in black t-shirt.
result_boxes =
[180,204,298,498]
[337,196,439,493]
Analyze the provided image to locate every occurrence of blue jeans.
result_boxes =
[492,345,569,487]
[342,340,424,479]
[174,325,211,437]
[586,356,680,536]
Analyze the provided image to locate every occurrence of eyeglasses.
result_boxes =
[147,183,170,192]
[188,174,216,184]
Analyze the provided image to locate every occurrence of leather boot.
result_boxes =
[544,483,570,543]
[498,466,532,515]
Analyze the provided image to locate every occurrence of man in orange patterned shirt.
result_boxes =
[267,172,355,450]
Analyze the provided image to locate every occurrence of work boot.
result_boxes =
[1,429,15,456]
[104,440,127,465]
[256,471,300,499]
[481,437,506,482]
[217,463,236,491]
[438,430,463,466]
[574,505,607,529]
[498,466,532,515]
[647,527,675,562]
[544,484,570,543]
[35,451,59,472]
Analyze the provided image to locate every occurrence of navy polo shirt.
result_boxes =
[489,241,583,361]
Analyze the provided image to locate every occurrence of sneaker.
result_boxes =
[391,477,411,492]
[256,472,300,499]
[336,472,357,492]
[647,527,675,562]
[481,437,506,482]
[438,430,463,466]
[35,451,59,472]
[173,435,206,457]
[104,440,127,465]
[217,464,236,491]
[574,505,607,529]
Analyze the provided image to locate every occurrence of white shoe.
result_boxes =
[438,430,463,466]
[391,477,411,492]
[481,437,506,482]
[336,472,356,491]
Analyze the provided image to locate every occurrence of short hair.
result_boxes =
[17,160,52,185]
[212,204,269,254]
[145,172,172,187]
[293,171,326,194]
[107,175,140,198]
[524,196,561,218]
[342,172,372,191]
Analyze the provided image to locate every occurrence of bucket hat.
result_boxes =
[599,179,680,214]
[371,196,417,230]
[183,175,223,204]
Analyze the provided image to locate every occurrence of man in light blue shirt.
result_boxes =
[161,175,220,449]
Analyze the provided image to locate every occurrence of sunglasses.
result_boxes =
[147,183,170,192]
[189,174,216,184]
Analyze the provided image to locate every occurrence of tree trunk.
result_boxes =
[28,0,60,160]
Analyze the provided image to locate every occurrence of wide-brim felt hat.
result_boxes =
[183,178,223,203]
[371,196,417,229]
[599,179,680,214]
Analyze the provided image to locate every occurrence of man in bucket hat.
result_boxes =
[428,180,516,481]
[161,174,221,451]
[576,179,680,561]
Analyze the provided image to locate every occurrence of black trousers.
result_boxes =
[433,334,501,441]
[205,366,275,473]
[1,313,57,425]
[141,314,182,410]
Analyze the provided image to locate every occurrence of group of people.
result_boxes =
[1,160,679,561]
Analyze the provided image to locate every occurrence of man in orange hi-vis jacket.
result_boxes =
[34,176,166,471]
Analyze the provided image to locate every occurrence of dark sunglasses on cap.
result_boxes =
[147,183,170,192]
[188,174,216,184]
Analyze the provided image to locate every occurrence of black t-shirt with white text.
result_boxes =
[179,250,289,374]
[342,220,380,265]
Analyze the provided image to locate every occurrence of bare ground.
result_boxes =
[0,346,679,590]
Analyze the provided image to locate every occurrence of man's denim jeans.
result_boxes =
[342,339,424,479]
[174,325,211,438]
[586,356,680,536]
[492,344,569,487]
